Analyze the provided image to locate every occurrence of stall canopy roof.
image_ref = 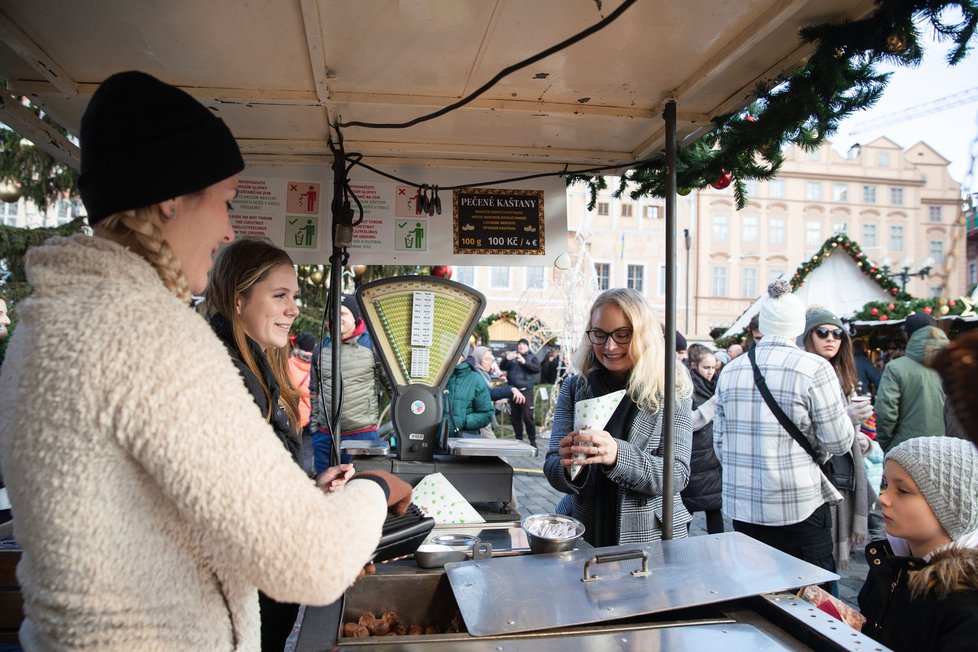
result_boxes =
[0,0,875,174]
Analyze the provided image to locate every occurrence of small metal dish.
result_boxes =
[414,543,468,568]
[521,514,585,554]
[430,534,479,549]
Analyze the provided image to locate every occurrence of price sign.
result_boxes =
[453,188,545,256]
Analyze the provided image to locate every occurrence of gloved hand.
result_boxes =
[856,433,873,457]
[845,399,872,427]
[352,470,413,515]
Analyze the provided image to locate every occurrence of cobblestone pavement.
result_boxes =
[507,431,870,610]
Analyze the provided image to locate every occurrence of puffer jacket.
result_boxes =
[858,538,978,651]
[681,370,721,513]
[0,235,388,651]
[310,327,381,434]
[444,361,493,435]
[874,326,948,451]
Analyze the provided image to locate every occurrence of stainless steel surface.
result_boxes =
[340,440,390,456]
[447,531,838,637]
[761,592,891,651]
[414,545,467,569]
[521,514,585,554]
[333,622,815,650]
[447,438,538,457]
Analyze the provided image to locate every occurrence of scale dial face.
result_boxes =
[357,276,486,388]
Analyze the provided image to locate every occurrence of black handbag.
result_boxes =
[748,347,855,492]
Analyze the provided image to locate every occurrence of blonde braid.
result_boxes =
[100,207,191,302]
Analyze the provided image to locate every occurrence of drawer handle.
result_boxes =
[581,548,651,582]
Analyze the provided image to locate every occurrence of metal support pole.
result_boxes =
[662,100,678,539]
[684,228,691,334]
[328,145,346,467]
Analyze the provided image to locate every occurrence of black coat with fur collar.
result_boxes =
[858,539,978,651]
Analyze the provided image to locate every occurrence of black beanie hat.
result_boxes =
[340,295,362,324]
[79,71,245,223]
[675,330,688,352]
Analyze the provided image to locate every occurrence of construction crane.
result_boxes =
[847,86,978,135]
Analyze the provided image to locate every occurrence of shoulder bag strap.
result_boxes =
[748,347,820,464]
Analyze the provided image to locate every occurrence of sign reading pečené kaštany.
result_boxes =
[453,188,545,256]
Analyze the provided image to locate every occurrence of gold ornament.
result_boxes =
[352,264,367,277]
[0,179,21,203]
[309,271,324,286]
[939,305,950,316]
[886,33,908,54]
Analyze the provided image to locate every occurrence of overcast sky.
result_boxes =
[832,26,978,191]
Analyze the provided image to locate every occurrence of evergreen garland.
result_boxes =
[790,232,910,300]
[570,0,978,210]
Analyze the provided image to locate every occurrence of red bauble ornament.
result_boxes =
[888,303,895,310]
[923,306,933,314]
[880,314,889,321]
[844,243,850,249]
[890,287,898,294]
[745,115,757,123]
[870,307,879,316]
[711,170,733,190]
[949,300,957,307]
[431,265,452,279]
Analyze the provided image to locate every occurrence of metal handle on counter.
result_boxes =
[581,548,651,583]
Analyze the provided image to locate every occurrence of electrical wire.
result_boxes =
[336,0,638,130]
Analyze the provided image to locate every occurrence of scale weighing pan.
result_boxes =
[356,276,486,461]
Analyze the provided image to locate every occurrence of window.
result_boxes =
[55,199,80,226]
[597,202,609,216]
[620,203,633,217]
[741,267,757,298]
[713,214,728,241]
[744,179,759,195]
[742,215,758,243]
[805,149,821,161]
[490,266,510,288]
[658,264,667,296]
[769,179,785,198]
[929,286,943,298]
[969,260,977,286]
[454,266,475,286]
[890,225,904,251]
[626,264,644,293]
[876,152,890,167]
[769,217,785,245]
[805,182,823,201]
[711,266,728,296]
[832,221,848,234]
[526,266,544,289]
[0,202,18,226]
[644,205,660,219]
[928,205,942,222]
[806,221,822,247]
[832,183,849,202]
[929,240,945,265]
[862,223,877,247]
[890,187,904,205]
[769,268,785,282]
[862,185,877,203]
[594,263,610,290]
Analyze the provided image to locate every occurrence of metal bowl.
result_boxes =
[415,534,480,568]
[521,514,585,554]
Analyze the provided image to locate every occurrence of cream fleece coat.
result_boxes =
[0,235,387,651]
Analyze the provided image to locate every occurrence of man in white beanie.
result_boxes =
[714,280,854,580]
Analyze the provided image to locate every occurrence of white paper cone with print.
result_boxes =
[569,389,626,480]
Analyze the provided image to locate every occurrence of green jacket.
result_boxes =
[874,326,948,452]
[444,361,493,435]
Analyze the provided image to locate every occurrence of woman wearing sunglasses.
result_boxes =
[544,288,694,545]
[802,308,874,575]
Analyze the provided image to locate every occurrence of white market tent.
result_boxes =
[722,239,893,338]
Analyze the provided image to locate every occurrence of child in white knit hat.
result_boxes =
[857,436,978,649]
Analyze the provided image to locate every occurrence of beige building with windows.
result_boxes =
[469,137,965,343]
